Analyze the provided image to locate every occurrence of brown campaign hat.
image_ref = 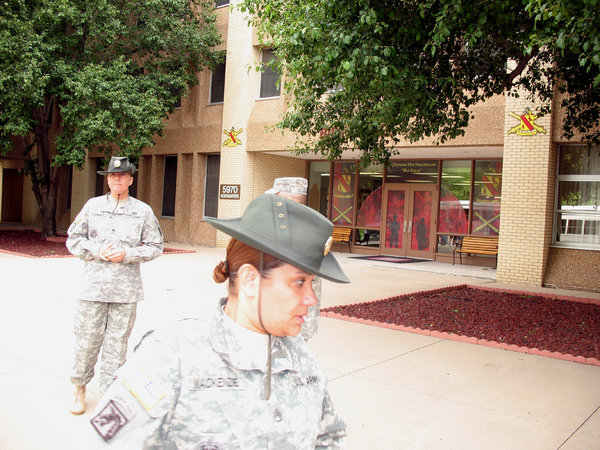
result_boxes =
[205,194,349,284]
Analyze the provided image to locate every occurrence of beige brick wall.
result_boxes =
[252,153,306,195]
[497,93,555,286]
[215,0,259,246]
[69,166,89,223]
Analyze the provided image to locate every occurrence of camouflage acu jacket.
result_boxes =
[67,194,163,303]
[300,277,322,341]
[89,298,347,449]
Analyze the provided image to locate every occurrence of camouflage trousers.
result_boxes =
[71,300,137,395]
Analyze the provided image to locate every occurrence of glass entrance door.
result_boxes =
[382,184,436,259]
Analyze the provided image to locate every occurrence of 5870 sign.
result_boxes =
[220,184,241,200]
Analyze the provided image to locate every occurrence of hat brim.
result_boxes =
[205,216,350,284]
[97,169,136,175]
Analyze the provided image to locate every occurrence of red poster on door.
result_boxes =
[385,190,405,249]
[411,190,432,251]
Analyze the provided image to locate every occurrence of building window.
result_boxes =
[215,0,229,7]
[356,164,384,228]
[204,154,220,218]
[162,156,177,217]
[169,86,182,109]
[471,160,502,236]
[355,164,384,247]
[308,161,330,216]
[439,160,470,236]
[331,161,356,226]
[96,159,106,196]
[554,145,600,248]
[259,48,281,99]
[210,63,226,104]
[128,171,138,199]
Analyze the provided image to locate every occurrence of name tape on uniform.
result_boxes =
[187,376,246,390]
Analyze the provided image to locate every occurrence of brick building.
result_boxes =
[1,2,599,292]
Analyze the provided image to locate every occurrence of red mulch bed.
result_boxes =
[0,229,194,257]
[323,285,600,361]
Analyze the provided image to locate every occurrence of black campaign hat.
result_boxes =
[97,156,136,175]
[205,194,350,284]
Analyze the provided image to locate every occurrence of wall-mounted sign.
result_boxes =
[220,184,241,200]
[223,127,243,147]
[508,108,547,136]
[388,161,439,174]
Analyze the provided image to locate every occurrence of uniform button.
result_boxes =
[278,214,284,218]
[280,225,286,230]
[277,202,283,206]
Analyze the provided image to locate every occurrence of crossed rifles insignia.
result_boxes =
[508,108,547,136]
[223,127,243,147]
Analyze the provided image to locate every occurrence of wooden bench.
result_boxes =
[332,226,352,253]
[453,236,498,268]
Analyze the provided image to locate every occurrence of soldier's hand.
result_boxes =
[105,247,126,263]
[99,244,113,261]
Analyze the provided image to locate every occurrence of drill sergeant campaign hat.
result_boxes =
[265,177,308,195]
[97,156,137,175]
[206,194,349,400]
[205,194,349,284]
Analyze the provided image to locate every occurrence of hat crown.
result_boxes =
[239,195,331,265]
[98,156,136,175]
[205,194,349,283]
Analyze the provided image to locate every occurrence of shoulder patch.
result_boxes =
[91,399,129,441]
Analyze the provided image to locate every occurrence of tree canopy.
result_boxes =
[0,0,223,235]
[239,0,600,166]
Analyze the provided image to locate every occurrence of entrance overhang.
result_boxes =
[263,145,503,160]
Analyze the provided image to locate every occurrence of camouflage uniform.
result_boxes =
[89,298,347,449]
[67,194,163,394]
[300,277,322,341]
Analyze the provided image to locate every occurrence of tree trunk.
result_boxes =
[40,196,58,237]
[27,101,61,238]
[38,174,60,237]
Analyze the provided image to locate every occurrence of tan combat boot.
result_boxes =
[69,385,86,415]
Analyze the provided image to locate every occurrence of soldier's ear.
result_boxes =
[238,263,259,298]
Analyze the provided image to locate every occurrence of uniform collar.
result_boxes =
[98,193,132,214]
[210,298,299,374]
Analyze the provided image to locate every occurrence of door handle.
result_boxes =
[408,220,412,234]
[403,220,407,233]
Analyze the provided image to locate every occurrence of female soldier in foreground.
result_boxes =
[88,194,350,449]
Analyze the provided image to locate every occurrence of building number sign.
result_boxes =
[220,184,241,200]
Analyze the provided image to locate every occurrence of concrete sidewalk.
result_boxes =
[0,244,599,449]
